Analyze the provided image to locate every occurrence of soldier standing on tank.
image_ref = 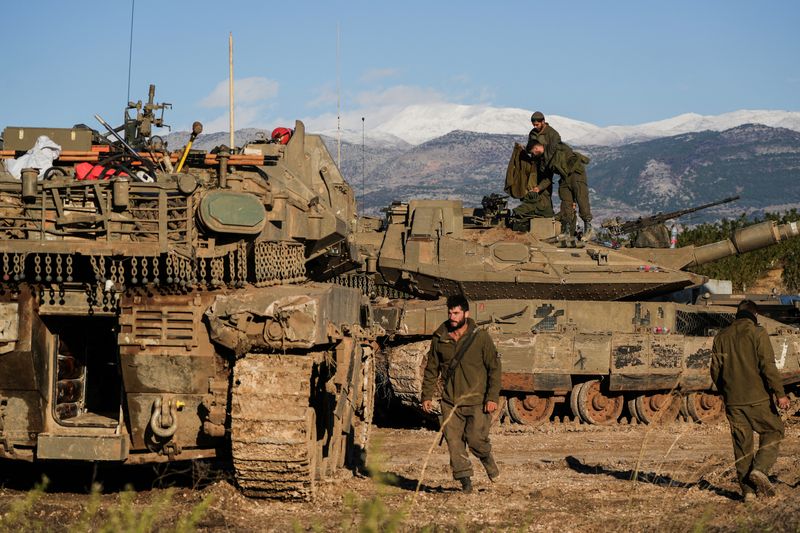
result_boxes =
[530,141,594,242]
[421,295,502,493]
[526,111,561,163]
[711,299,790,502]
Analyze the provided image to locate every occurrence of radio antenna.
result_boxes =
[336,23,341,168]
[229,32,235,150]
[126,0,135,103]
[361,116,365,216]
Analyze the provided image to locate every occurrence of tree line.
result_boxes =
[679,209,800,293]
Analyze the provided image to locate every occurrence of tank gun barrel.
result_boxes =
[686,220,800,268]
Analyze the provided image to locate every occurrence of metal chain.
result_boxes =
[34,254,42,282]
[55,254,63,283]
[141,257,148,284]
[44,254,52,283]
[66,255,73,283]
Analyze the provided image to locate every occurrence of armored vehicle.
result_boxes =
[349,198,800,426]
[0,86,377,499]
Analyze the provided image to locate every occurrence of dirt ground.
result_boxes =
[2,414,800,532]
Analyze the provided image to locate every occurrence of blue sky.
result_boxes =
[2,0,799,134]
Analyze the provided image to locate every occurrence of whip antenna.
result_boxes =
[126,0,135,103]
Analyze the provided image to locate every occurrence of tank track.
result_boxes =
[231,354,316,500]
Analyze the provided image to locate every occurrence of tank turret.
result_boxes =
[0,85,376,500]
[354,199,800,302]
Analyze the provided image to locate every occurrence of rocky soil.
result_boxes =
[2,415,800,532]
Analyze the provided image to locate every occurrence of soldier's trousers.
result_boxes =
[513,191,554,220]
[558,171,592,233]
[440,402,493,480]
[725,400,784,487]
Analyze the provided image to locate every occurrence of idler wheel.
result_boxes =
[575,380,623,425]
[630,392,681,425]
[681,392,725,424]
[508,394,555,426]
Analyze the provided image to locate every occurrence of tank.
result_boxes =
[348,196,800,426]
[0,85,378,500]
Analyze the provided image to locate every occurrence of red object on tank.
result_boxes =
[75,162,129,180]
[271,127,292,145]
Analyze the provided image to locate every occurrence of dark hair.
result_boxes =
[446,294,469,312]
[737,299,758,315]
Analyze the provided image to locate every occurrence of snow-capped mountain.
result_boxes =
[317,104,800,148]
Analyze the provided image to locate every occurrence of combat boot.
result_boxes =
[557,220,574,247]
[581,221,595,242]
[748,470,775,497]
[481,455,500,482]
[459,477,473,493]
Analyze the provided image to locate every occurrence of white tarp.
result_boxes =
[4,135,62,179]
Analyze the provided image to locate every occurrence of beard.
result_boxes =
[447,317,467,331]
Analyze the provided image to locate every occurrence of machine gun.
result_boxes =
[603,195,740,236]
[467,193,510,227]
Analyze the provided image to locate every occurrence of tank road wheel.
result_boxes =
[631,393,681,425]
[231,354,317,500]
[682,392,725,424]
[576,380,623,425]
[508,394,555,426]
[569,382,586,421]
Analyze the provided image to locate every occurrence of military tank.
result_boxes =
[348,197,800,426]
[0,85,378,499]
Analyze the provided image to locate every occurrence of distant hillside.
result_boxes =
[328,124,800,221]
[162,123,800,223]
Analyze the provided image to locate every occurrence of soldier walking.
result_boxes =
[421,295,502,493]
[711,299,790,501]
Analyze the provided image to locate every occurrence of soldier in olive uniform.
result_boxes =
[711,299,790,501]
[504,143,554,230]
[526,111,561,163]
[530,141,594,241]
[421,295,502,493]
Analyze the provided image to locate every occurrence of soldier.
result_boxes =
[530,141,594,242]
[421,294,502,493]
[504,143,554,231]
[526,111,561,163]
[711,299,790,502]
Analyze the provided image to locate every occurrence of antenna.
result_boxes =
[336,23,341,168]
[361,117,365,216]
[126,0,135,103]
[229,32,235,150]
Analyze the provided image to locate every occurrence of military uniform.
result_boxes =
[711,315,785,495]
[504,143,554,229]
[544,143,592,237]
[526,122,561,165]
[421,318,502,481]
